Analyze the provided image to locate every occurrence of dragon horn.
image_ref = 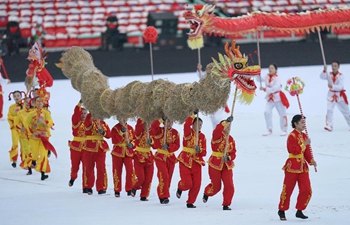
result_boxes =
[224,42,234,60]
[208,4,216,12]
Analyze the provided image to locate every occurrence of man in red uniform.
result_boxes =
[111,118,135,198]
[176,110,207,208]
[203,116,236,210]
[131,118,154,201]
[68,100,87,190]
[150,116,180,204]
[278,114,317,221]
[83,113,110,195]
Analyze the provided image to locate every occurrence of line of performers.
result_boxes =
[68,99,317,220]
[7,87,55,181]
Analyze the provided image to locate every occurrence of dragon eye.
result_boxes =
[234,63,243,69]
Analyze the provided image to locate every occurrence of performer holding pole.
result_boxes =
[319,61,350,131]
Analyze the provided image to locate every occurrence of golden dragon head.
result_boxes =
[211,41,261,104]
[183,4,215,49]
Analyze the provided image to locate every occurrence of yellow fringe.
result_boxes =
[187,37,204,50]
[237,89,255,105]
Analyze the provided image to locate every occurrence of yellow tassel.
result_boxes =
[187,37,204,50]
[237,89,255,105]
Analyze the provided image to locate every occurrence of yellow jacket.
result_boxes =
[26,108,54,139]
[7,103,23,129]
[17,108,34,139]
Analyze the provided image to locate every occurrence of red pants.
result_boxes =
[278,171,312,211]
[112,155,134,193]
[83,149,107,192]
[0,93,3,118]
[133,159,154,198]
[155,158,175,199]
[70,149,84,187]
[178,162,202,204]
[204,164,234,206]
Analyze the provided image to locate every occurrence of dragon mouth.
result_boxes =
[235,75,257,92]
[28,55,38,61]
[187,19,202,37]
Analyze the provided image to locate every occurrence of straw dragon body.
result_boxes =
[56,42,260,123]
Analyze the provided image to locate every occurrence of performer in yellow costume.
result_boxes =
[7,90,26,168]
[18,97,34,174]
[26,89,55,180]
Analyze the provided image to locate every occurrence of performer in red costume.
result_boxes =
[131,118,154,201]
[176,110,207,208]
[83,113,110,195]
[150,116,180,204]
[203,116,236,210]
[278,115,317,221]
[111,118,135,198]
[26,42,53,90]
[68,100,87,190]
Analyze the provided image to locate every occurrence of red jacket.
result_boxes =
[177,115,206,168]
[68,103,85,152]
[282,129,313,173]
[83,113,110,153]
[134,118,153,164]
[111,123,135,158]
[208,121,236,171]
[150,118,180,163]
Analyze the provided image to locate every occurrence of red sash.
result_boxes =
[39,135,57,158]
[279,91,290,109]
[340,90,349,105]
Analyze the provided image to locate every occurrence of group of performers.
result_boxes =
[6,87,54,181]
[68,101,237,210]
[1,51,347,218]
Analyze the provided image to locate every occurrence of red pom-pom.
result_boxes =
[248,53,252,57]
[254,50,258,54]
[143,26,158,44]
[194,4,204,11]
[224,105,230,113]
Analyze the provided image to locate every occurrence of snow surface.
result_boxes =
[1,64,350,225]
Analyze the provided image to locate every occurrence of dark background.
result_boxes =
[2,39,350,83]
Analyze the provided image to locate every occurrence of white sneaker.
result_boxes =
[324,126,332,132]
[262,130,272,136]
[280,131,287,136]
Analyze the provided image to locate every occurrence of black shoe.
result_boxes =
[186,204,196,208]
[83,188,89,194]
[98,190,106,195]
[11,162,16,168]
[127,190,132,196]
[26,167,32,175]
[223,206,232,210]
[296,210,308,219]
[140,197,149,201]
[176,188,182,199]
[41,172,49,181]
[131,188,136,197]
[115,192,120,197]
[203,194,208,203]
[160,198,169,204]
[87,188,93,195]
[68,179,75,187]
[278,210,287,221]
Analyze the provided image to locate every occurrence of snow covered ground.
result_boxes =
[0,64,349,225]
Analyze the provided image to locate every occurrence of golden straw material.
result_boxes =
[194,63,231,115]
[58,47,94,79]
[164,83,196,123]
